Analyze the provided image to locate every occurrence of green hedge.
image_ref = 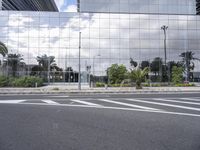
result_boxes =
[0,76,8,87]
[0,76,43,87]
[96,82,105,87]
[175,83,195,87]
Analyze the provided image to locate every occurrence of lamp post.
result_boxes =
[78,32,81,90]
[161,25,168,83]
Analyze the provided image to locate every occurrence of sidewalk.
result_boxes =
[0,86,200,94]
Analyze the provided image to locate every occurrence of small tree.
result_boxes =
[107,64,128,84]
[172,66,183,85]
[130,67,149,89]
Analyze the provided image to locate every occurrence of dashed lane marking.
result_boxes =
[98,99,160,111]
[71,99,102,106]
[126,99,200,112]
[42,100,59,104]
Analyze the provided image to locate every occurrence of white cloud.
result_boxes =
[63,5,77,12]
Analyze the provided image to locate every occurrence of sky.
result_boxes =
[55,0,77,12]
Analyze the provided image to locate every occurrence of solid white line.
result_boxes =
[71,99,102,106]
[179,98,200,102]
[98,99,160,111]
[154,98,200,106]
[126,99,200,112]
[42,100,59,104]
[0,100,26,104]
[0,102,200,118]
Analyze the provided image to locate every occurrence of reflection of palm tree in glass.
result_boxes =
[0,41,8,57]
[179,51,200,81]
[0,41,8,66]
[36,54,56,82]
[4,54,24,77]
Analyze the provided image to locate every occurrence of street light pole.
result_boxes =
[161,25,168,83]
[78,32,81,90]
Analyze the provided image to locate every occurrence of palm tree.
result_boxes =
[36,54,56,71]
[36,54,56,81]
[179,51,200,81]
[130,67,149,89]
[3,54,24,77]
[0,41,8,57]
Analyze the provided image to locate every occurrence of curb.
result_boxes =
[0,90,200,95]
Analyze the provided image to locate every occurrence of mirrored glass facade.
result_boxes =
[0,11,200,83]
[78,0,196,15]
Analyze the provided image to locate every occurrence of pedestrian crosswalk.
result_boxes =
[0,97,200,117]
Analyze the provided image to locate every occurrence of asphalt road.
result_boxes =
[0,93,200,150]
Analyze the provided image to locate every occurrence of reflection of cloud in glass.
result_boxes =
[1,11,200,72]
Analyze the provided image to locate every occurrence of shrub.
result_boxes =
[0,76,8,87]
[172,66,183,85]
[12,76,43,87]
[175,83,195,87]
[96,82,105,87]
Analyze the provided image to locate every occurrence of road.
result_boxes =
[0,93,200,150]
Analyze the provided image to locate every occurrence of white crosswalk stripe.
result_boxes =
[153,98,200,105]
[179,98,200,102]
[71,99,102,106]
[0,100,26,104]
[98,99,160,111]
[126,99,200,112]
[42,100,59,104]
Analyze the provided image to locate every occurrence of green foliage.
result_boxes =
[172,66,183,85]
[96,82,105,87]
[129,67,149,89]
[0,76,8,87]
[107,64,128,84]
[175,83,195,87]
[12,76,43,87]
[0,76,44,87]
[3,53,25,77]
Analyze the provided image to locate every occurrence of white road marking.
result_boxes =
[47,96,69,98]
[1,102,200,118]
[42,100,59,104]
[0,100,26,104]
[153,98,200,105]
[71,99,102,106]
[98,99,160,111]
[126,99,200,112]
[179,98,200,102]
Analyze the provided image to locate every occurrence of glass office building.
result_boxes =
[0,0,200,83]
[78,0,196,15]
